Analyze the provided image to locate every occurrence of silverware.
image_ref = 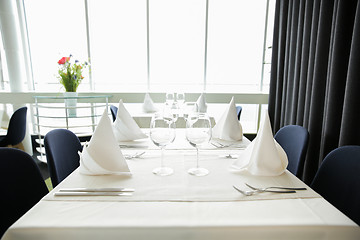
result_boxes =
[54,192,133,196]
[124,151,145,159]
[211,141,245,149]
[59,187,135,192]
[233,185,296,196]
[119,144,146,149]
[211,142,227,148]
[245,183,307,191]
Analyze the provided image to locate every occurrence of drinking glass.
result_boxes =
[186,112,212,176]
[165,92,175,106]
[176,92,185,107]
[150,112,176,176]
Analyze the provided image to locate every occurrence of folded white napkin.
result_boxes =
[79,110,130,175]
[212,97,242,141]
[0,109,10,129]
[232,111,288,176]
[142,93,158,113]
[113,99,147,142]
[193,93,207,113]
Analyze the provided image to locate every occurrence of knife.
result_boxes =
[54,192,133,196]
[59,187,135,192]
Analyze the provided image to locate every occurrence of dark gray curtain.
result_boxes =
[268,0,360,184]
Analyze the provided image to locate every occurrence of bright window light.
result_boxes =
[24,0,274,93]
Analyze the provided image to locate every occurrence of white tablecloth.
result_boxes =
[2,141,360,240]
[46,150,319,202]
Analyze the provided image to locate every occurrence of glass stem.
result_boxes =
[196,147,199,168]
[161,146,164,168]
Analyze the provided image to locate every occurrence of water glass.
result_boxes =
[186,112,212,176]
[150,112,176,176]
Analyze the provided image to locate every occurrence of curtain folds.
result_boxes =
[269,0,360,184]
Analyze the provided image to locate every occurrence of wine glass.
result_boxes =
[165,92,175,107]
[186,112,212,176]
[176,92,185,107]
[150,112,176,176]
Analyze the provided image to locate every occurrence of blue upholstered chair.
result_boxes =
[274,125,309,178]
[236,106,242,121]
[311,146,360,225]
[0,107,27,148]
[110,105,118,122]
[0,148,48,237]
[44,129,82,187]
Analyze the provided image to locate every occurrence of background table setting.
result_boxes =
[2,97,360,240]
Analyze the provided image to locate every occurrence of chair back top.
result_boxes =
[2,107,27,146]
[110,105,118,122]
[311,145,360,226]
[274,125,309,177]
[44,129,82,187]
[0,148,48,237]
[236,106,242,121]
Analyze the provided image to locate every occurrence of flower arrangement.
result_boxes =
[57,55,88,92]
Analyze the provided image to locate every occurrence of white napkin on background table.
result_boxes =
[142,93,158,113]
[113,99,147,142]
[0,109,10,129]
[193,93,207,113]
[212,97,243,141]
[232,111,288,176]
[79,110,130,175]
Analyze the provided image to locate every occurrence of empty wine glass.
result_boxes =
[163,96,179,123]
[150,112,176,176]
[176,92,185,107]
[165,92,175,106]
[186,112,212,176]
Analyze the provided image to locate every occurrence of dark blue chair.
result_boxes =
[311,146,360,226]
[274,125,309,178]
[0,107,27,148]
[0,148,48,237]
[236,106,242,121]
[44,129,82,187]
[110,105,118,122]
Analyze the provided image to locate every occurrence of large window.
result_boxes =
[24,0,274,93]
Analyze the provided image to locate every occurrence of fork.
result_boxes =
[211,142,245,149]
[124,151,145,160]
[232,185,296,196]
[211,142,227,148]
[245,183,307,192]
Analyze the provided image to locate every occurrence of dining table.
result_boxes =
[2,130,359,240]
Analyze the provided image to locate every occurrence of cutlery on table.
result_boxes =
[211,142,245,149]
[245,183,307,191]
[54,187,135,196]
[233,185,296,196]
[124,151,145,159]
[59,187,135,192]
[54,192,133,196]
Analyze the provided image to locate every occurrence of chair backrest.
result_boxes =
[110,105,118,122]
[274,125,309,178]
[1,107,27,146]
[236,106,242,121]
[44,129,82,187]
[0,148,48,237]
[311,146,360,225]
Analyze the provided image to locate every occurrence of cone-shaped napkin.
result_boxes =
[0,109,10,129]
[193,93,207,113]
[142,93,158,113]
[232,111,288,176]
[212,97,243,141]
[79,110,130,175]
[113,99,147,142]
